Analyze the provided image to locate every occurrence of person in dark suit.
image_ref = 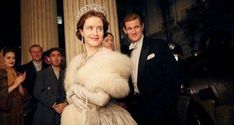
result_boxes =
[122,13,181,125]
[18,44,48,125]
[33,47,67,125]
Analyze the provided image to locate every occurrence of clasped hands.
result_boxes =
[53,101,68,114]
[14,72,26,87]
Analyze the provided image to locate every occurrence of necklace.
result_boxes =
[78,48,100,69]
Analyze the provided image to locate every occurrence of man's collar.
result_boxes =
[129,35,144,50]
[33,60,42,65]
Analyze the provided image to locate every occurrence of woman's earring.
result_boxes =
[82,36,84,43]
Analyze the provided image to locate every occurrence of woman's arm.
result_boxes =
[8,72,26,94]
[8,83,18,93]
[68,84,110,107]
[18,84,24,95]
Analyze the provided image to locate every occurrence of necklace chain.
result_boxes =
[78,48,100,69]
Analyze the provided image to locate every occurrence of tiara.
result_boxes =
[78,4,106,20]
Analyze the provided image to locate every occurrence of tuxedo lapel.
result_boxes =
[138,38,149,83]
[29,61,37,73]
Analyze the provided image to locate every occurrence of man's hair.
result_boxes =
[123,13,143,28]
[47,47,64,57]
[29,44,43,52]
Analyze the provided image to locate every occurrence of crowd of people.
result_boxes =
[0,4,182,125]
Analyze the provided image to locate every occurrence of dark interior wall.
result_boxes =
[0,0,20,50]
[117,0,234,57]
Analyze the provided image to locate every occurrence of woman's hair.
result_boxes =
[106,32,114,38]
[2,47,16,56]
[76,10,109,41]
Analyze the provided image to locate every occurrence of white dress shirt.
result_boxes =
[53,69,60,80]
[129,35,144,94]
[33,61,42,72]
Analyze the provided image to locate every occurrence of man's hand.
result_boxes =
[53,102,68,114]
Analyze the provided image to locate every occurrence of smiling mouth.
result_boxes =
[91,38,99,40]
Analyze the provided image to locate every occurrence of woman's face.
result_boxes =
[80,16,104,48]
[4,52,16,68]
[102,34,114,50]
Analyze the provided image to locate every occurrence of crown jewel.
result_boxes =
[78,4,106,20]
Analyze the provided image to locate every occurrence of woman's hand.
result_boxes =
[67,84,110,107]
[14,72,26,87]
[67,84,86,100]
[8,72,26,93]
[67,95,86,111]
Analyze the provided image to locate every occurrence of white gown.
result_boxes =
[61,48,137,125]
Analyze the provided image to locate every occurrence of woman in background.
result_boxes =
[102,32,115,50]
[0,48,26,125]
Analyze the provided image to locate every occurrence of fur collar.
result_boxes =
[65,48,132,98]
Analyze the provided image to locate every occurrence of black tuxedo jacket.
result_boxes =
[125,37,181,125]
[20,61,48,95]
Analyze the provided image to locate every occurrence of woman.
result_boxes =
[0,48,26,125]
[61,4,137,125]
[102,32,115,50]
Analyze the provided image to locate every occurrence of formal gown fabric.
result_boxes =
[61,47,137,125]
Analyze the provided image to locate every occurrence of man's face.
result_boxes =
[123,19,144,43]
[48,50,62,67]
[30,47,42,61]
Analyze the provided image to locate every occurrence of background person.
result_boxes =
[0,47,26,125]
[33,47,67,125]
[102,32,115,50]
[18,44,49,125]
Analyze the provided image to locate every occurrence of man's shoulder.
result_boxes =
[17,61,33,72]
[22,61,34,67]
[37,67,51,75]
[144,37,171,54]
[145,37,167,45]
[121,45,129,54]
[40,66,51,72]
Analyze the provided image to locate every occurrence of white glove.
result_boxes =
[67,94,86,111]
[67,84,111,107]
[66,88,74,100]
[67,84,86,100]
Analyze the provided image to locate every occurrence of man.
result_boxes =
[33,47,67,125]
[19,44,48,125]
[122,13,181,125]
